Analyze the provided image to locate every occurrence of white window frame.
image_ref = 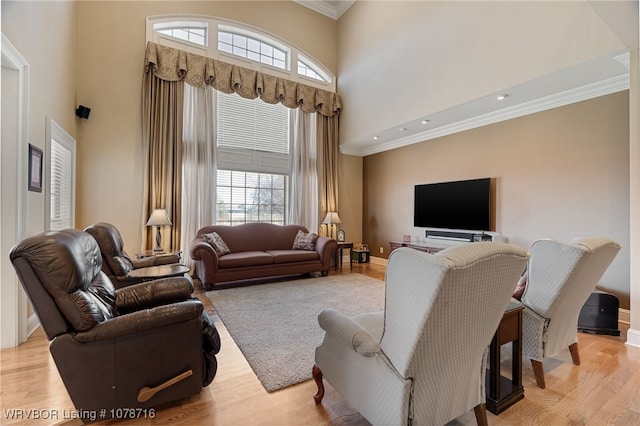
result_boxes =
[45,118,76,230]
[146,14,335,92]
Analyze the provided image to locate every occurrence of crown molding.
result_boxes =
[341,73,630,157]
[294,1,354,20]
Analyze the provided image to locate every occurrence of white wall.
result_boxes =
[337,1,626,146]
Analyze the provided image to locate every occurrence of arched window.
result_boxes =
[147,15,334,91]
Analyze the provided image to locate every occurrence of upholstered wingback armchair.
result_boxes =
[313,243,529,426]
[517,237,621,388]
[9,229,220,419]
[85,222,183,288]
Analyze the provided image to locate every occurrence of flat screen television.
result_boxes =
[414,178,491,231]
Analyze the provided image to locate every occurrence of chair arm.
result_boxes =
[318,308,381,357]
[315,237,337,270]
[116,277,194,313]
[131,253,181,269]
[73,299,203,343]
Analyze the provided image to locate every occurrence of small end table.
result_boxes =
[127,264,189,280]
[135,250,182,261]
[486,301,525,414]
[334,242,354,271]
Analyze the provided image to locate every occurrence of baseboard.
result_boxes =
[27,313,40,337]
[369,255,388,266]
[626,328,640,348]
[619,308,630,326]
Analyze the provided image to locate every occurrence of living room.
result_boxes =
[1,0,639,424]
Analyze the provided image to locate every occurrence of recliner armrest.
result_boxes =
[116,277,194,313]
[74,299,203,343]
[318,308,381,356]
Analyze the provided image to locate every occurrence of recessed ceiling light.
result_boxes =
[421,119,430,125]
[497,94,509,100]
[373,136,379,140]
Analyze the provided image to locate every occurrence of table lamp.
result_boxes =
[322,211,341,240]
[146,208,172,252]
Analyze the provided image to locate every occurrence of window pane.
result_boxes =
[247,38,260,54]
[217,29,289,70]
[216,170,288,226]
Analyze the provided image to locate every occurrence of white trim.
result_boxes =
[1,34,29,348]
[293,0,355,20]
[625,328,640,348]
[27,313,40,338]
[341,73,630,157]
[45,118,77,230]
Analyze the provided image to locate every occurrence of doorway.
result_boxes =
[1,34,29,348]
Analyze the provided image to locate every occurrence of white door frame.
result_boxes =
[1,34,30,348]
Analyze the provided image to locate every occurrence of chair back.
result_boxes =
[84,222,134,277]
[522,237,621,357]
[381,243,529,425]
[10,229,118,340]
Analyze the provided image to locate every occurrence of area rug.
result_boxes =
[206,274,385,392]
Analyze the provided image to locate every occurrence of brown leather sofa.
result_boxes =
[10,229,220,419]
[190,223,336,289]
[85,222,185,288]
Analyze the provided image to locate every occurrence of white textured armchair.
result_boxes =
[518,237,621,389]
[313,243,529,426]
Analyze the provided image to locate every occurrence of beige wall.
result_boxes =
[363,92,630,308]
[74,1,337,251]
[2,1,79,236]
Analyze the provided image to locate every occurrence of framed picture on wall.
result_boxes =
[28,144,43,192]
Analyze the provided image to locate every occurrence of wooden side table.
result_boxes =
[486,302,525,414]
[334,242,354,270]
[127,264,189,280]
[135,250,182,261]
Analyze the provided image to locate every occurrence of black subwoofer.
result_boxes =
[578,290,620,336]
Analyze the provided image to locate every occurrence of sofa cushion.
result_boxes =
[218,251,274,269]
[201,232,231,257]
[292,230,319,250]
[266,250,320,264]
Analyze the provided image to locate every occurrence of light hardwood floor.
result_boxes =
[2,261,639,425]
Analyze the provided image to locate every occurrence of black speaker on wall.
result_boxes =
[76,105,91,119]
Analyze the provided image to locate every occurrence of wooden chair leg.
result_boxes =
[474,403,488,426]
[531,359,546,389]
[569,342,581,365]
[312,365,325,404]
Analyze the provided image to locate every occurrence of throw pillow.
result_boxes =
[292,229,319,251]
[201,232,231,257]
[512,271,528,301]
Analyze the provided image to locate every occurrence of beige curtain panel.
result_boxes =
[142,41,341,250]
[144,42,341,117]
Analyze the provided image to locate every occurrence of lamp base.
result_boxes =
[154,226,163,252]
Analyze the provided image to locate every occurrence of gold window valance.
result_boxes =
[144,42,341,117]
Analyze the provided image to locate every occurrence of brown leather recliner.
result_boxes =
[9,229,220,420]
[84,222,184,288]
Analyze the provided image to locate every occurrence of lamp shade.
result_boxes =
[146,209,172,227]
[322,211,342,225]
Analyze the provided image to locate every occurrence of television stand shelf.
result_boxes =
[389,241,444,254]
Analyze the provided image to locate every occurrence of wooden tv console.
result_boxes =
[389,241,445,254]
